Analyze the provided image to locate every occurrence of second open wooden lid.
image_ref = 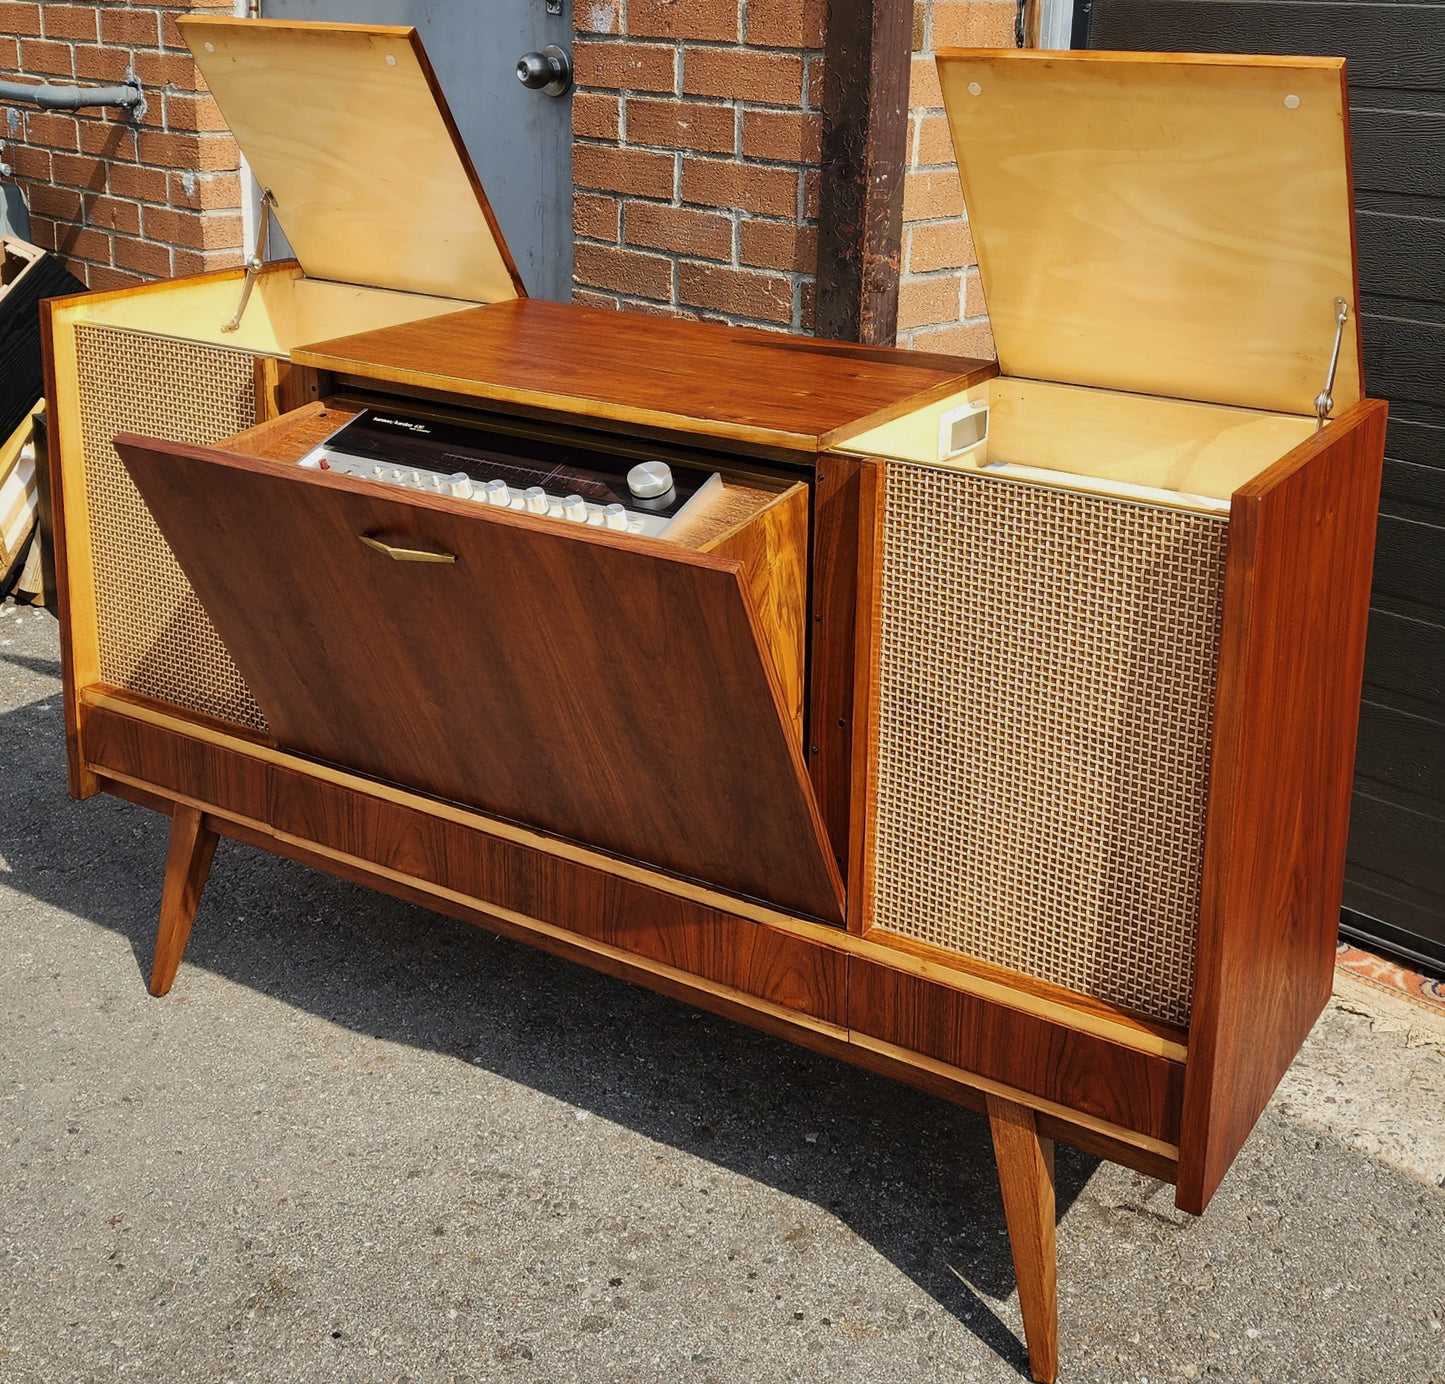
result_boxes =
[935,50,1361,417]
[180,16,524,305]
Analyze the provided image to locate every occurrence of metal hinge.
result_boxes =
[1314,296,1350,430]
[221,186,276,334]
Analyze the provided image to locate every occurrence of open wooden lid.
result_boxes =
[179,17,524,304]
[935,50,1361,416]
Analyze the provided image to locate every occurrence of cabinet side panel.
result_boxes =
[1178,399,1387,1215]
[73,325,266,730]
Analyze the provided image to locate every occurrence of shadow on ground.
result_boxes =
[0,640,1104,1377]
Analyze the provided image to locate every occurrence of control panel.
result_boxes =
[298,409,723,540]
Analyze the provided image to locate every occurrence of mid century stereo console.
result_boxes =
[43,21,1385,1380]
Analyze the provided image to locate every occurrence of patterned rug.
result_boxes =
[1336,942,1445,1016]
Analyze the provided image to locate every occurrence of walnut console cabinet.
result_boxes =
[43,23,1385,1381]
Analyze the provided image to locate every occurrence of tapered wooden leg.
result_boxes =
[987,1094,1059,1384]
[149,805,219,997]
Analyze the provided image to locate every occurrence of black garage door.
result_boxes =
[1084,3,1445,971]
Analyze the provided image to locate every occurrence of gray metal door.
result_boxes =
[258,0,573,301]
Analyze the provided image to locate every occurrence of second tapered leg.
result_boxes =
[987,1093,1059,1383]
[149,804,219,997]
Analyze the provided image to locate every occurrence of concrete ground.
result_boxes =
[1,600,1442,1384]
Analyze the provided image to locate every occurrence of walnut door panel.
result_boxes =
[114,436,845,924]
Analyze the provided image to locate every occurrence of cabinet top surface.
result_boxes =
[291,299,994,453]
[935,49,1362,417]
[179,16,523,306]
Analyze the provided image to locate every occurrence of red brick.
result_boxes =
[902,168,964,221]
[574,242,673,299]
[573,40,675,94]
[171,247,245,277]
[745,0,826,49]
[626,98,734,154]
[21,111,80,153]
[573,92,620,141]
[86,195,142,234]
[0,36,17,68]
[51,225,112,263]
[573,143,674,199]
[909,53,943,109]
[907,319,996,360]
[800,277,816,331]
[806,56,826,108]
[964,269,988,317]
[112,234,172,279]
[574,192,620,242]
[85,265,146,292]
[18,38,74,77]
[167,170,242,212]
[77,118,136,160]
[73,43,135,83]
[930,0,1018,47]
[629,0,738,42]
[42,4,96,41]
[677,261,792,324]
[906,219,974,274]
[681,157,796,217]
[143,206,242,250]
[572,288,621,310]
[135,130,239,172]
[49,151,107,193]
[739,219,817,273]
[575,1,621,35]
[99,7,160,46]
[164,93,231,134]
[898,273,962,330]
[915,112,957,167]
[802,167,819,218]
[7,145,50,182]
[133,51,204,92]
[741,109,821,164]
[26,184,84,222]
[913,0,927,50]
[0,3,41,38]
[683,48,802,105]
[108,163,170,203]
[22,219,58,253]
[625,202,732,260]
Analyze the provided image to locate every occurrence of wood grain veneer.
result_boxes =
[292,299,994,454]
[1177,398,1387,1213]
[113,435,845,924]
[149,805,218,997]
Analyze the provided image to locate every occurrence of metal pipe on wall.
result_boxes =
[0,78,146,117]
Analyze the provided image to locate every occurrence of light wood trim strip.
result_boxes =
[851,1032,1180,1162]
[81,687,1188,1061]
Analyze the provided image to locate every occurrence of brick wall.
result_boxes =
[571,0,826,331]
[897,0,1013,356]
[0,0,243,290]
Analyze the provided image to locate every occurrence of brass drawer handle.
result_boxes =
[359,534,456,564]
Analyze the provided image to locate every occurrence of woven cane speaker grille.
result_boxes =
[75,325,267,730]
[872,465,1229,1026]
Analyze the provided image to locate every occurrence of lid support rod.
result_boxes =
[1315,297,1349,431]
[221,187,276,334]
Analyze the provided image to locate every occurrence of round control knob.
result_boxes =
[561,494,587,524]
[524,486,550,514]
[448,472,473,499]
[603,503,629,531]
[485,479,511,506]
[627,461,674,500]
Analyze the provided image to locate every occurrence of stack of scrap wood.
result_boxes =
[1,236,84,603]
[1,401,43,599]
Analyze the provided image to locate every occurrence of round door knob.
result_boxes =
[516,45,572,97]
[627,461,674,500]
